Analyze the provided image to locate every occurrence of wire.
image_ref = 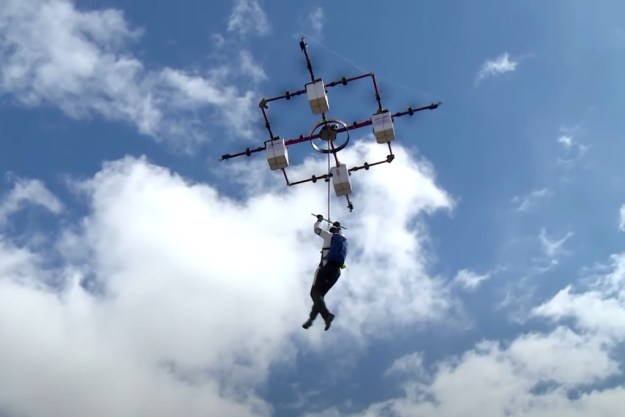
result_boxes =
[301,32,435,102]
[327,144,331,223]
[302,34,369,74]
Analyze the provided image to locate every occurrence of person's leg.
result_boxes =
[310,264,335,320]
[303,266,321,329]
[320,264,341,330]
[303,301,319,328]
[310,281,330,321]
[322,264,340,295]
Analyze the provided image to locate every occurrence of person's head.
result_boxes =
[329,221,342,234]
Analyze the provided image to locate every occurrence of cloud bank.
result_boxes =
[0,0,263,148]
[306,252,625,417]
[0,138,454,417]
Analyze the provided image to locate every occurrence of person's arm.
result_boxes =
[314,217,332,240]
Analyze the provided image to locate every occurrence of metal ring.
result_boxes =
[309,118,350,154]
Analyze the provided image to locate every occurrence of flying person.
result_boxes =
[302,214,348,331]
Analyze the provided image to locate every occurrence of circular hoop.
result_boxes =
[309,118,350,154]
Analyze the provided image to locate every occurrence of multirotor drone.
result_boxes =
[220,37,440,212]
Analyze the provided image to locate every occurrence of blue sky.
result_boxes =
[1,1,625,416]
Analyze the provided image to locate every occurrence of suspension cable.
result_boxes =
[327,145,331,223]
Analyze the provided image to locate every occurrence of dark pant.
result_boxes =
[309,262,341,321]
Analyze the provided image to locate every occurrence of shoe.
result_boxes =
[302,318,313,329]
[324,313,335,331]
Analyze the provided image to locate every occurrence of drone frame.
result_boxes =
[219,37,440,211]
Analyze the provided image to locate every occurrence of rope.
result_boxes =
[327,145,331,223]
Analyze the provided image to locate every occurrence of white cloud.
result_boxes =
[0,176,63,226]
[384,352,426,379]
[227,0,269,37]
[511,187,549,212]
[475,52,518,84]
[238,50,267,83]
[619,205,625,231]
[0,0,261,148]
[558,135,573,149]
[219,138,457,339]
[539,227,573,259]
[308,329,621,417]
[453,268,491,291]
[556,128,589,168]
[0,139,456,417]
[533,285,625,341]
[0,236,45,287]
[308,7,324,41]
[308,251,625,417]
[532,253,625,340]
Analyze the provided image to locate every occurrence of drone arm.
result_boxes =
[286,171,354,212]
[219,103,440,161]
[259,88,308,139]
[348,141,396,173]
[281,101,441,149]
[287,172,332,186]
[220,145,265,161]
[299,37,317,82]
[344,195,354,212]
[348,159,390,173]
[392,102,441,118]
[325,73,370,88]
[369,73,383,112]
[262,88,307,105]
[325,72,383,112]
